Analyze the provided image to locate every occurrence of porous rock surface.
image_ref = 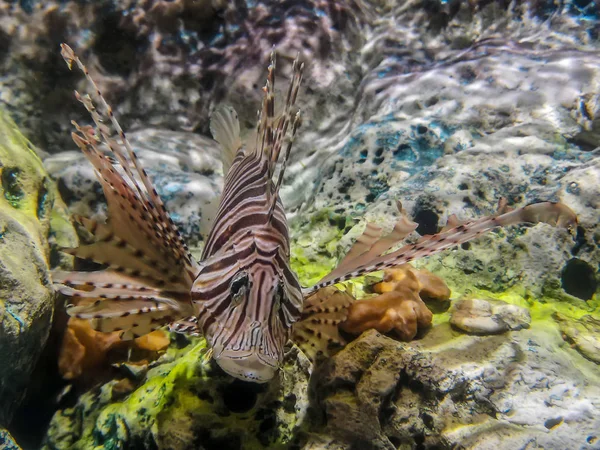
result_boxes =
[311,328,600,450]
[0,110,77,426]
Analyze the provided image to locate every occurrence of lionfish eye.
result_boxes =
[273,281,284,312]
[230,271,249,305]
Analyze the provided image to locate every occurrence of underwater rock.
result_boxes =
[0,110,77,427]
[0,0,363,151]
[43,338,311,450]
[43,129,223,254]
[554,312,600,364]
[450,298,531,335]
[0,428,22,450]
[313,327,600,449]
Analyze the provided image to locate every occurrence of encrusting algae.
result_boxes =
[51,43,580,389]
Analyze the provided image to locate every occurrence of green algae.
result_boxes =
[44,337,306,450]
[290,209,353,287]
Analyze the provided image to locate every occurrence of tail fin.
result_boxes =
[305,201,577,295]
[54,44,200,337]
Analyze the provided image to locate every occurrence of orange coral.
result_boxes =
[58,318,170,380]
[58,318,124,380]
[340,264,450,341]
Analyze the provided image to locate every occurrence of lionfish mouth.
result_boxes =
[215,349,279,383]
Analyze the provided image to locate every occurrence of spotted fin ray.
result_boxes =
[169,316,202,336]
[292,286,355,363]
[53,44,199,338]
[306,200,578,295]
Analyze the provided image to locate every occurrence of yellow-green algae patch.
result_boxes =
[44,336,308,450]
[44,340,209,449]
[290,209,353,287]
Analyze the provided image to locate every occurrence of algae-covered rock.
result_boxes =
[312,327,600,450]
[43,338,311,450]
[0,109,77,426]
[554,312,600,364]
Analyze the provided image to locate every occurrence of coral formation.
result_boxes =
[58,318,170,381]
[450,298,531,335]
[373,264,451,307]
[340,290,433,341]
[340,265,450,341]
[0,109,77,426]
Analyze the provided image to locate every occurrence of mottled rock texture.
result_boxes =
[450,298,531,334]
[311,328,600,450]
[0,109,77,426]
[1,0,599,449]
[0,428,22,450]
[42,338,312,450]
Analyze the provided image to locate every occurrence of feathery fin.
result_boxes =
[324,206,419,287]
[55,44,200,340]
[210,105,242,176]
[169,316,202,336]
[292,286,354,363]
[305,201,577,295]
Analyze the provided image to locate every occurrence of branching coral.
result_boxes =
[340,264,450,341]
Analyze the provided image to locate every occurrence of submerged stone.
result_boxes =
[450,298,531,335]
[0,109,77,427]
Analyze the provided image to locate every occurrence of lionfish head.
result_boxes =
[193,255,303,383]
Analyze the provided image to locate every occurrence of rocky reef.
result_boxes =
[0,0,598,449]
[312,326,600,450]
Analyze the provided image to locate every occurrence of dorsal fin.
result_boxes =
[210,105,242,176]
[251,51,304,222]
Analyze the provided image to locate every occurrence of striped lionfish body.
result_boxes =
[192,110,304,382]
[54,44,304,383]
[53,44,578,384]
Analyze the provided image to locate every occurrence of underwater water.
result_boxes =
[0,1,599,449]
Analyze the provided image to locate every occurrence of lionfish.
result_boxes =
[53,44,577,383]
